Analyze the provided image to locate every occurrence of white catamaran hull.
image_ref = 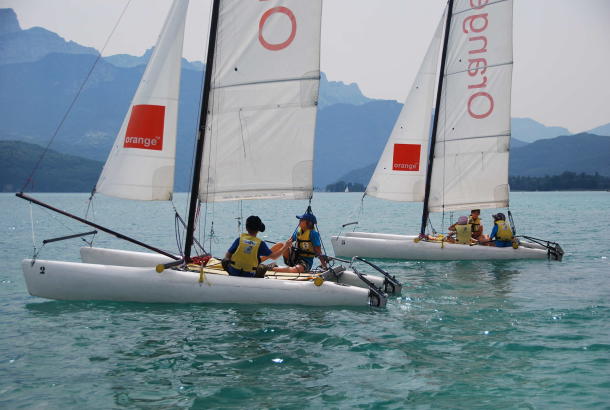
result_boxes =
[79,247,397,294]
[331,232,550,261]
[22,259,373,307]
[80,246,175,267]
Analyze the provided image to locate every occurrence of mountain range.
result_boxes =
[0,141,102,192]
[1,7,609,192]
[334,133,610,188]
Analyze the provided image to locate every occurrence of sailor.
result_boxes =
[487,213,514,247]
[448,216,477,245]
[468,209,485,240]
[271,212,328,273]
[222,215,289,278]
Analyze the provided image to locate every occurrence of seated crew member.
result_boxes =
[447,215,477,245]
[486,213,514,247]
[271,212,328,273]
[222,215,289,278]
[468,209,486,241]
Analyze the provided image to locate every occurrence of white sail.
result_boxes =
[428,0,513,212]
[365,9,445,202]
[96,0,188,201]
[199,0,322,202]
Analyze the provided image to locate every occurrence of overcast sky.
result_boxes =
[3,0,610,133]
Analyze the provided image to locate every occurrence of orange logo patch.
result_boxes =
[124,104,165,150]
[392,144,421,171]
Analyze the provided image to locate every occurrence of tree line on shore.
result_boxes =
[509,172,610,191]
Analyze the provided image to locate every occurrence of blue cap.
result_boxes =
[296,213,317,224]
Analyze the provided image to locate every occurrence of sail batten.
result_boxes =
[198,0,322,203]
[96,0,188,201]
[213,75,319,90]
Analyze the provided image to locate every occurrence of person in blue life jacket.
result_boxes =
[485,213,514,247]
[270,212,329,273]
[222,215,291,278]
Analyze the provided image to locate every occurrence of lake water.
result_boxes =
[1,192,609,408]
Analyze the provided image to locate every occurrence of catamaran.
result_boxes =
[331,0,563,261]
[18,0,401,307]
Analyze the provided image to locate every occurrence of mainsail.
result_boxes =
[96,0,189,201]
[198,0,323,202]
[428,0,513,212]
[366,9,445,202]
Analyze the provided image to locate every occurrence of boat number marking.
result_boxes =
[39,266,46,274]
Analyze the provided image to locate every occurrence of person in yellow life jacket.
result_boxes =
[447,216,478,245]
[222,215,290,278]
[486,213,514,247]
[271,212,329,273]
[469,209,487,241]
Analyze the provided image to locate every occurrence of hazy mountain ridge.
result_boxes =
[509,133,610,177]
[0,9,98,65]
[511,117,571,143]
[318,73,372,109]
[105,47,205,71]
[333,133,610,187]
[2,7,609,192]
[587,122,610,137]
[0,141,102,192]
[314,100,402,187]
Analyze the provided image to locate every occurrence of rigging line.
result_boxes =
[36,203,98,249]
[442,64,450,229]
[200,61,217,249]
[235,200,243,237]
[84,187,96,220]
[185,68,207,221]
[175,213,184,257]
[355,194,366,232]
[38,204,78,234]
[29,202,37,252]
[196,202,205,255]
[201,41,223,252]
[420,0,453,235]
[19,0,134,193]
[183,0,215,258]
[171,199,184,257]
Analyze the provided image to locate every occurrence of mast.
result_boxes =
[420,0,454,236]
[184,0,221,261]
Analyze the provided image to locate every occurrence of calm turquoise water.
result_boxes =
[1,192,609,408]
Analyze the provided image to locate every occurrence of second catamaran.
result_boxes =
[331,0,563,261]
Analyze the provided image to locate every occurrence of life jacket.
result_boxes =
[230,233,262,274]
[468,216,481,236]
[494,220,514,241]
[455,224,472,245]
[295,227,317,259]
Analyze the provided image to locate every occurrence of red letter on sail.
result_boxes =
[124,104,165,150]
[392,144,421,171]
[259,7,297,51]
